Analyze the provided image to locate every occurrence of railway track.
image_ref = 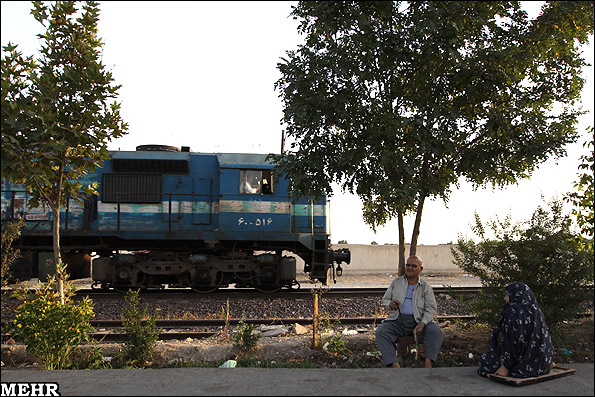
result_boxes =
[4,311,593,343]
[66,286,483,299]
[1,315,478,343]
[15,285,593,299]
[89,315,478,328]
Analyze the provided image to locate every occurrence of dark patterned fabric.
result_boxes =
[477,282,554,378]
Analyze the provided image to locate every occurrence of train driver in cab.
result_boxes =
[241,172,261,194]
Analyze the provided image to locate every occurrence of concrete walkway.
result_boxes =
[2,363,593,396]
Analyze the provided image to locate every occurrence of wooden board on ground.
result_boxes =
[487,366,576,386]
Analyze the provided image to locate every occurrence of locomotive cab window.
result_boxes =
[240,170,273,195]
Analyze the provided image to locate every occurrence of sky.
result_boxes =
[1,1,593,245]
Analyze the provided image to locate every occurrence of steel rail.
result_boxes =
[85,315,478,328]
[86,315,480,343]
[65,285,484,299]
[0,315,477,343]
[13,285,593,299]
[3,313,592,343]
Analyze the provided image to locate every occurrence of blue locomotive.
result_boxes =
[1,145,350,292]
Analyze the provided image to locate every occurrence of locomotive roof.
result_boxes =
[109,150,273,169]
[215,153,271,168]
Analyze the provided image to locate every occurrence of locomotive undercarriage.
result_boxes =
[92,251,298,293]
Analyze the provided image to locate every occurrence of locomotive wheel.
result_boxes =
[191,268,223,293]
[253,269,281,293]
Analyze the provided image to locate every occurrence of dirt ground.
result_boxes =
[147,316,593,369]
[1,324,488,368]
[3,317,593,369]
[5,318,589,369]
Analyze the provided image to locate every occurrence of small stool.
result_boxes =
[396,335,424,359]
[397,335,419,347]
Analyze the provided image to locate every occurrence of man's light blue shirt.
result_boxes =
[381,275,437,325]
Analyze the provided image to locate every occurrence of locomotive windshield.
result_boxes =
[240,170,272,195]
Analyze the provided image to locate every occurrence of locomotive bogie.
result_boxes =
[92,251,297,292]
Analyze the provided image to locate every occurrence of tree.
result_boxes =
[566,127,594,249]
[1,1,128,302]
[452,198,593,327]
[271,1,594,275]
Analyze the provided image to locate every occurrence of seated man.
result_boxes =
[375,255,442,368]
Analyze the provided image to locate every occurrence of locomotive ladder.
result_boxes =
[308,199,333,285]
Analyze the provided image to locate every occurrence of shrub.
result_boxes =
[114,289,160,367]
[452,198,594,327]
[232,318,260,352]
[9,264,95,369]
[69,346,112,369]
[1,219,24,315]
[220,298,231,342]
[319,314,350,355]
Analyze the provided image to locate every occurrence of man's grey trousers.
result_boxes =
[375,314,443,366]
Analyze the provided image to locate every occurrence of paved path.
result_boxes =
[2,364,593,396]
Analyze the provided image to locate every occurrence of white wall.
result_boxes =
[292,244,463,275]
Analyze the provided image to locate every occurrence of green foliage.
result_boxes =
[232,318,261,352]
[324,333,350,356]
[450,318,491,332]
[1,1,128,275]
[160,357,319,369]
[115,289,160,368]
[161,358,214,368]
[234,357,318,368]
[69,346,112,370]
[319,314,350,355]
[271,1,594,271]
[1,219,23,281]
[566,128,594,248]
[9,266,95,370]
[1,219,23,315]
[452,198,594,327]
[220,298,231,342]
[549,316,594,362]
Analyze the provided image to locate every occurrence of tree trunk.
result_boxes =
[52,205,64,304]
[409,194,426,257]
[53,162,65,304]
[397,208,405,276]
[410,154,430,258]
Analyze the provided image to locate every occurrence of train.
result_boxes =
[1,144,350,292]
